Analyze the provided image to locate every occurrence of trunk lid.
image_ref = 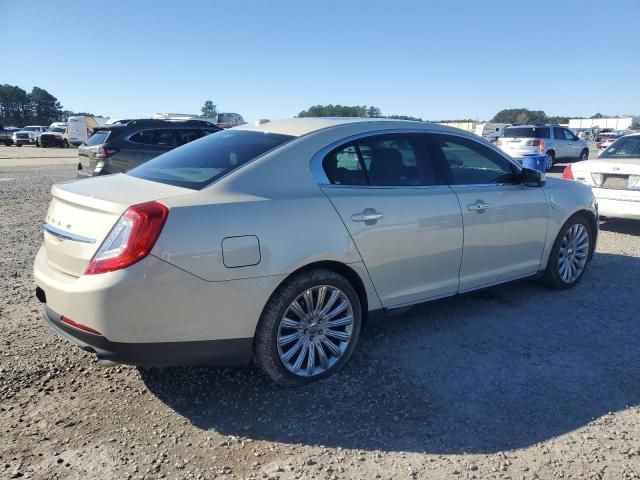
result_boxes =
[43,174,191,277]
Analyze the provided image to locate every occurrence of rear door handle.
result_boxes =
[351,209,384,224]
[467,202,491,212]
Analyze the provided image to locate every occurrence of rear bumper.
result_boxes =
[595,196,640,220]
[42,303,252,366]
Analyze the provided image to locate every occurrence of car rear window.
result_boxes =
[502,127,550,139]
[128,130,295,190]
[84,130,110,146]
[600,136,640,158]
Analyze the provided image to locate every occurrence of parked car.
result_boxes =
[13,125,47,146]
[77,119,221,177]
[39,123,69,148]
[0,125,20,146]
[564,132,640,219]
[215,113,245,128]
[34,118,597,386]
[497,124,590,165]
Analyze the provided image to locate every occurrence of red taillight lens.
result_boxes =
[562,165,574,180]
[525,140,542,146]
[84,201,169,275]
[539,139,545,153]
[95,147,119,158]
[61,316,102,335]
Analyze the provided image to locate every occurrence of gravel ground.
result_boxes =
[1,146,639,479]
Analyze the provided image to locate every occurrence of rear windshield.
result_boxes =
[600,136,640,158]
[502,127,550,139]
[84,130,110,146]
[128,130,295,190]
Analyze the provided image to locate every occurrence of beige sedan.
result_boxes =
[34,118,598,386]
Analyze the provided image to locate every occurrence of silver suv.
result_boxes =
[497,125,589,165]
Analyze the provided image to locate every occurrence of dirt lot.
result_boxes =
[1,145,639,479]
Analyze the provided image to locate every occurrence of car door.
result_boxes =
[319,133,463,307]
[553,127,569,159]
[426,133,548,292]
[562,128,581,159]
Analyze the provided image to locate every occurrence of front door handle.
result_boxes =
[352,208,384,224]
[467,202,491,212]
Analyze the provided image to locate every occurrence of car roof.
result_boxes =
[97,118,219,130]
[234,117,457,137]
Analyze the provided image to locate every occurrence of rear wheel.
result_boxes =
[254,269,362,386]
[16,143,22,147]
[579,149,589,161]
[544,215,592,290]
[546,150,556,165]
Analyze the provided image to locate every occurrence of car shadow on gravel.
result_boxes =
[141,252,640,454]
[600,218,640,236]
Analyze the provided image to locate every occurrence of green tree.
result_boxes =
[298,104,383,118]
[492,108,547,125]
[366,106,382,118]
[30,87,63,125]
[387,115,423,121]
[0,84,31,126]
[201,100,217,118]
[591,113,604,119]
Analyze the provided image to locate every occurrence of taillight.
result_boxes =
[61,316,102,335]
[94,147,119,158]
[84,201,169,275]
[562,164,574,180]
[525,139,545,152]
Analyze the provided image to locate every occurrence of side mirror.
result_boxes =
[521,167,546,187]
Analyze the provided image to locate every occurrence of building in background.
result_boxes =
[569,116,639,130]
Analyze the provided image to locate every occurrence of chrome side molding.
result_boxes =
[43,223,96,244]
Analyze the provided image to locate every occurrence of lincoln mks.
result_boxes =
[34,118,598,386]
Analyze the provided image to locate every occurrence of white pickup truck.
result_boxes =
[13,125,48,146]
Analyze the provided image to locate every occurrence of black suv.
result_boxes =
[77,119,221,178]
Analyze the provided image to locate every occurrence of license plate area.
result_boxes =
[602,174,629,189]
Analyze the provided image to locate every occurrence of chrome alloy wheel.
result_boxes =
[277,285,354,377]
[558,224,590,283]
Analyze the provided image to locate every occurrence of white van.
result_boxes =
[67,116,99,146]
[475,123,511,142]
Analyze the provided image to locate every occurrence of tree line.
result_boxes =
[297,104,422,121]
[0,84,95,127]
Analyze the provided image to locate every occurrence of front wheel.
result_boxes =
[544,215,593,290]
[254,269,362,386]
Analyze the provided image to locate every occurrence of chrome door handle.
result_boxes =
[351,209,384,223]
[467,203,491,211]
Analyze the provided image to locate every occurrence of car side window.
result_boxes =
[129,130,156,145]
[430,134,517,185]
[553,127,564,140]
[174,129,203,147]
[563,129,577,141]
[323,134,438,186]
[153,129,177,147]
[323,145,368,185]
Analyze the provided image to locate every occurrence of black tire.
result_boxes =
[578,149,589,161]
[62,139,68,148]
[16,143,22,147]
[254,269,363,387]
[546,150,556,165]
[544,214,593,290]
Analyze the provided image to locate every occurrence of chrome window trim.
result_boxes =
[43,223,96,244]
[310,127,522,188]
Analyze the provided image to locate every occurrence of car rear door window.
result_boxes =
[553,127,565,140]
[323,134,440,186]
[429,134,517,185]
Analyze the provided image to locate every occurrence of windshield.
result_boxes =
[502,127,550,139]
[23,127,39,132]
[46,127,65,133]
[128,130,294,189]
[600,136,640,158]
